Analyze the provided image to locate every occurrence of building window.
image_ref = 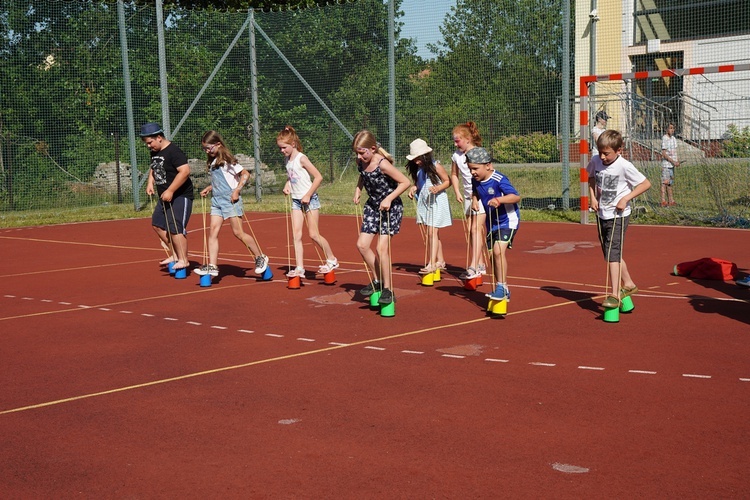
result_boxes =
[634,0,750,44]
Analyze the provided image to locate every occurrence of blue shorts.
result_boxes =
[152,196,192,235]
[486,227,518,250]
[292,193,321,212]
[211,196,244,219]
[661,167,674,186]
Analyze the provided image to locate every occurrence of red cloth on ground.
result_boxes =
[675,257,737,280]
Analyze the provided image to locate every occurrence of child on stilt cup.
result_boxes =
[277,125,339,279]
[406,138,452,276]
[587,129,651,309]
[352,130,411,305]
[194,130,269,278]
[465,147,521,303]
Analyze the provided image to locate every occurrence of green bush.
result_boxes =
[721,124,750,158]
[491,133,560,163]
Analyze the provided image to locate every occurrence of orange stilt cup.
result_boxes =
[323,270,336,285]
[464,276,480,291]
[287,275,301,289]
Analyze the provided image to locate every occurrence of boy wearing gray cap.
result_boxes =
[140,122,194,271]
[467,147,521,301]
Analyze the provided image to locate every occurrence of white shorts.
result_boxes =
[464,198,486,217]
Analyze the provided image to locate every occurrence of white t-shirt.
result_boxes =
[451,149,472,197]
[285,152,314,199]
[661,134,677,169]
[210,158,244,190]
[586,154,647,220]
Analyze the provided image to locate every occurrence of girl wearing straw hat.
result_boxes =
[352,130,411,305]
[405,138,452,274]
[194,130,269,278]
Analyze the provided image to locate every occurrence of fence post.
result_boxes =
[117,0,140,210]
[249,10,262,202]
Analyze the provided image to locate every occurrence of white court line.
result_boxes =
[578,366,605,370]
[401,350,424,355]
[186,321,201,326]
[530,362,556,367]
[683,373,711,379]
[485,358,509,363]
[297,338,315,342]
[164,317,178,321]
[238,329,254,334]
[211,326,227,330]
[365,346,385,351]
[629,370,656,375]
[119,310,132,314]
[442,354,464,359]
[265,333,283,338]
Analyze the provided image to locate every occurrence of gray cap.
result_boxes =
[139,122,164,137]
[465,146,493,164]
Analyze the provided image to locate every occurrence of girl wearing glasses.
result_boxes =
[194,130,269,278]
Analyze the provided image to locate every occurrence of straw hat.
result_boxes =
[406,138,433,160]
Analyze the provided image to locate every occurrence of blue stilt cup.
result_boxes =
[261,267,273,281]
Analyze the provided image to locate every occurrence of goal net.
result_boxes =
[579,64,750,226]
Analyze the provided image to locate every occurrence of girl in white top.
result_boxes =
[450,121,487,279]
[277,125,338,277]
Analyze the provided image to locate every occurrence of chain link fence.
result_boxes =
[1,0,748,225]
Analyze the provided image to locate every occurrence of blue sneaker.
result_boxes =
[486,284,509,301]
[737,276,750,288]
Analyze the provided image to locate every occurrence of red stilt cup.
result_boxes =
[287,275,301,289]
[324,270,336,285]
[464,276,480,291]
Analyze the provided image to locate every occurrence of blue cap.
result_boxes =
[139,122,164,137]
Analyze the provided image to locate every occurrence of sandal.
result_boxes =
[435,261,447,270]
[419,264,436,275]
[286,267,305,278]
[602,295,620,308]
[620,285,638,298]
[318,258,339,274]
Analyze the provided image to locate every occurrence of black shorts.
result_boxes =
[597,215,629,262]
[152,196,192,236]
[486,227,518,250]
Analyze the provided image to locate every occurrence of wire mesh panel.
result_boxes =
[2,0,747,224]
[582,65,750,226]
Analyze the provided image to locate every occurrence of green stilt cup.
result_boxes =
[619,295,635,313]
[369,291,382,307]
[380,301,395,317]
[603,305,620,323]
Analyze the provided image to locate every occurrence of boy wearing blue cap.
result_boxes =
[467,147,521,301]
[140,122,194,271]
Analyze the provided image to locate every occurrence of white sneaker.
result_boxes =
[254,255,269,274]
[195,264,219,277]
